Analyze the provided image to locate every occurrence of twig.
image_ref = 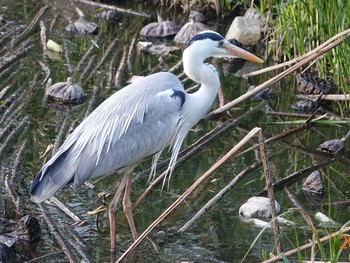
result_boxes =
[127,34,138,72]
[297,94,350,101]
[76,38,99,72]
[39,203,77,263]
[63,40,74,74]
[53,113,72,154]
[74,0,151,18]
[114,46,128,88]
[168,59,183,73]
[107,52,117,88]
[178,160,262,232]
[283,186,316,231]
[86,38,118,82]
[261,226,350,263]
[218,85,225,107]
[0,85,11,99]
[38,61,51,85]
[80,54,96,81]
[258,130,282,254]
[47,197,81,222]
[23,250,64,263]
[266,111,350,121]
[10,5,48,48]
[116,128,261,262]
[206,31,349,119]
[84,86,99,119]
[0,116,30,158]
[39,20,47,61]
[0,38,35,72]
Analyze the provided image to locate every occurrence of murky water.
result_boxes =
[1,0,350,262]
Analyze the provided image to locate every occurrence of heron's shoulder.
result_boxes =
[137,72,183,90]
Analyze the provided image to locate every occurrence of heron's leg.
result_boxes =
[109,173,128,254]
[122,172,138,241]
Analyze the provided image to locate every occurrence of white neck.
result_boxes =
[182,47,220,125]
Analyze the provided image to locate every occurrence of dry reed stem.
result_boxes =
[74,0,151,17]
[116,127,261,262]
[108,52,117,88]
[47,197,81,222]
[86,38,118,82]
[283,186,316,232]
[114,46,128,88]
[0,116,30,158]
[261,226,350,263]
[39,204,77,263]
[23,250,65,263]
[80,54,96,81]
[39,20,47,62]
[245,28,350,78]
[297,94,350,101]
[76,38,99,72]
[206,31,349,119]
[127,34,138,72]
[258,130,282,254]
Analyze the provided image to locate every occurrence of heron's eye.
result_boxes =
[218,40,224,47]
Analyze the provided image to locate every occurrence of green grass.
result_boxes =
[259,0,350,93]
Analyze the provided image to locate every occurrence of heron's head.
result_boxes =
[185,30,263,63]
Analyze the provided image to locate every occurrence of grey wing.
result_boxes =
[30,72,186,203]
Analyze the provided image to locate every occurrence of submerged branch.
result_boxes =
[10,5,48,48]
[74,0,151,18]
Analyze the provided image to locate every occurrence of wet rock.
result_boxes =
[239,197,281,219]
[0,15,7,27]
[174,11,210,44]
[291,100,317,113]
[140,14,180,38]
[248,85,276,100]
[137,41,180,56]
[317,139,345,154]
[225,16,261,46]
[302,171,324,195]
[296,73,334,95]
[315,212,340,227]
[240,217,294,228]
[94,10,120,21]
[0,242,15,263]
[65,18,98,35]
[0,215,41,260]
[244,7,266,33]
[15,215,41,242]
[46,77,86,104]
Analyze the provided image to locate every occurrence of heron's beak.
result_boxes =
[223,42,263,63]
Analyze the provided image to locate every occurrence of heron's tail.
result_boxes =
[30,145,76,203]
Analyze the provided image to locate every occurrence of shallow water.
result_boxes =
[0,0,350,262]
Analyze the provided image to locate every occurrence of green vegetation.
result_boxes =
[260,0,350,93]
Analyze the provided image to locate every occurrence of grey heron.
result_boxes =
[30,30,263,254]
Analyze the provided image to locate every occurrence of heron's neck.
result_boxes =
[182,52,220,124]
